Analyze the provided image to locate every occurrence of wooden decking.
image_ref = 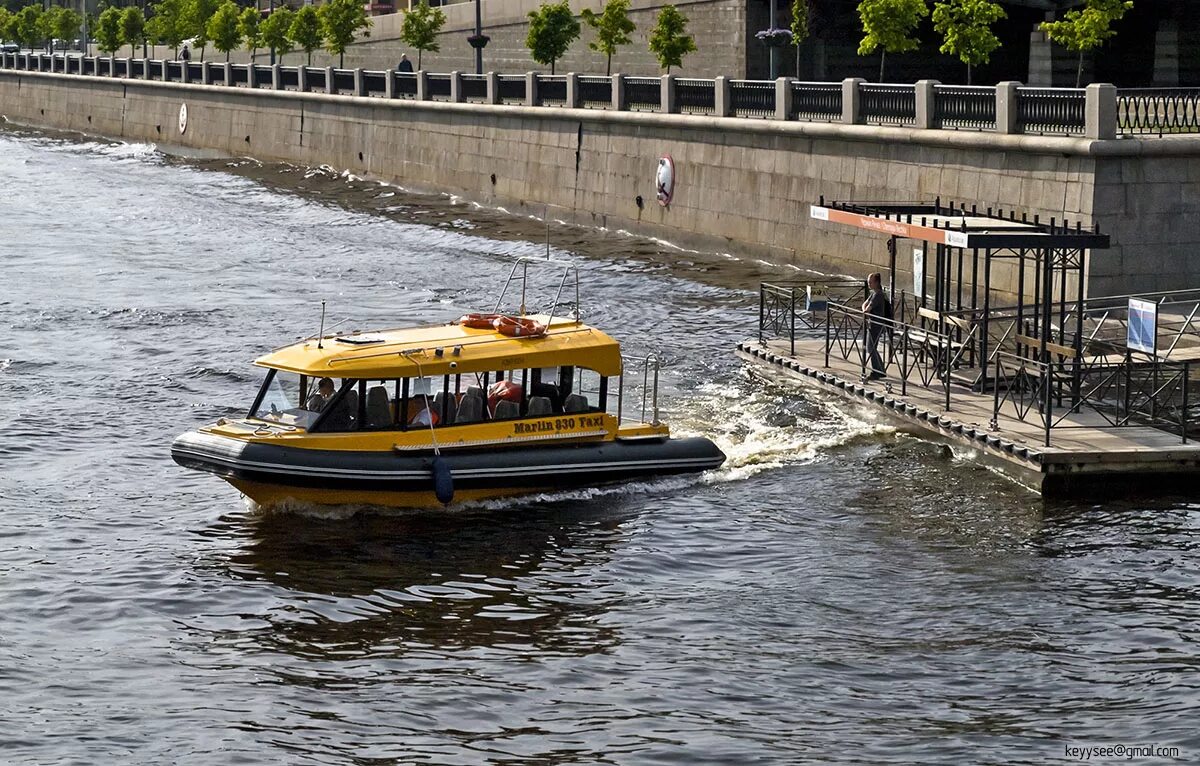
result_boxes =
[736,338,1200,495]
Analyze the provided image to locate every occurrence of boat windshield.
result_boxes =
[249,370,319,429]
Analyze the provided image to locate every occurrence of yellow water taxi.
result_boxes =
[172,262,725,508]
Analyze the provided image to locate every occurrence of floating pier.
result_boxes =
[739,199,1200,496]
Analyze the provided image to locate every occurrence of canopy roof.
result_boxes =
[255,315,624,378]
[811,200,1110,250]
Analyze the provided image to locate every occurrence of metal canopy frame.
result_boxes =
[810,198,1114,442]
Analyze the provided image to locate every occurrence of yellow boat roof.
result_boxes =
[254,315,624,378]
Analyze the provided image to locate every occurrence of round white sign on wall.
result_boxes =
[178,103,188,135]
[656,154,675,207]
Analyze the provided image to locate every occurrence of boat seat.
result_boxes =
[433,391,457,425]
[527,396,553,417]
[365,386,392,429]
[563,393,589,413]
[455,391,484,424]
[493,399,520,420]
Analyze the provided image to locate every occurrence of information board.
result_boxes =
[912,248,925,297]
[1128,298,1158,355]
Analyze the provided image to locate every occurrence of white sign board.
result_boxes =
[1128,298,1158,355]
[912,248,925,297]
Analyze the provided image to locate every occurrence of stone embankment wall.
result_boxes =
[2,69,1199,299]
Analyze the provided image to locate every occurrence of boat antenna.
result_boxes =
[317,300,327,349]
[545,205,551,260]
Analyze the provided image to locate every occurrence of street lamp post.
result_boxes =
[467,0,488,76]
[268,0,275,65]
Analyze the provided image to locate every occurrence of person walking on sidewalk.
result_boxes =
[862,272,889,380]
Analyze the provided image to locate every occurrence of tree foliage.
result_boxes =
[647,4,695,73]
[400,0,445,70]
[119,7,145,58]
[581,0,634,76]
[857,0,928,81]
[183,0,220,60]
[289,5,322,66]
[10,5,41,49]
[526,1,579,75]
[1040,0,1133,87]
[206,1,241,61]
[932,0,1005,84]
[238,5,260,58]
[95,6,122,55]
[52,6,83,47]
[147,0,188,57]
[259,7,293,64]
[319,0,370,69]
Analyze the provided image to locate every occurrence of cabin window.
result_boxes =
[249,370,322,429]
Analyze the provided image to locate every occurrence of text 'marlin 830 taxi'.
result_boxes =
[171,261,726,508]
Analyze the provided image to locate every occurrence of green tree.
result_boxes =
[147,0,188,58]
[259,6,293,64]
[319,0,369,69]
[206,0,240,61]
[37,5,60,52]
[526,1,579,75]
[12,5,42,51]
[399,0,445,70]
[581,0,634,76]
[183,0,220,60]
[790,0,810,77]
[1040,0,1133,87]
[857,0,928,82]
[51,6,83,52]
[119,6,145,58]
[237,5,260,59]
[0,9,9,43]
[932,0,1005,84]
[647,4,695,73]
[3,8,22,47]
[289,4,322,66]
[95,6,122,55]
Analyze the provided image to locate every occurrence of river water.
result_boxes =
[1,125,1198,765]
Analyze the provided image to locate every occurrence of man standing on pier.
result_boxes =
[862,272,888,380]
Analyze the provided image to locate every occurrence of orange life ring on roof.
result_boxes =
[493,315,547,338]
[458,313,502,329]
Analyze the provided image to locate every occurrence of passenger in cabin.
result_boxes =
[862,272,888,380]
[306,377,335,411]
[409,379,440,427]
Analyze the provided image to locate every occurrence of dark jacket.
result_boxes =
[397,59,414,73]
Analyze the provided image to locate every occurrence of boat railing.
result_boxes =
[493,257,581,323]
[616,354,661,426]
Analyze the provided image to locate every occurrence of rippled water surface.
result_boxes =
[2,127,1198,765]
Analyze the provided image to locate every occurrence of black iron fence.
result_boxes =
[1118,88,1200,136]
[860,83,916,126]
[934,85,996,130]
[730,79,773,118]
[3,53,1194,137]
[1016,87,1086,135]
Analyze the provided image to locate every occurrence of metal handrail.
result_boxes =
[493,257,581,323]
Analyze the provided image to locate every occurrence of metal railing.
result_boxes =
[4,55,1192,137]
[461,73,488,102]
[578,75,611,108]
[791,81,842,121]
[427,72,452,101]
[860,83,916,126]
[395,71,418,98]
[625,76,660,111]
[1118,88,1200,136]
[615,354,661,426]
[758,280,865,355]
[676,78,714,114]
[934,85,996,130]
[730,79,774,118]
[1017,87,1086,135]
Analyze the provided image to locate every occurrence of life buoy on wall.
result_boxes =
[178,103,188,134]
[656,154,675,207]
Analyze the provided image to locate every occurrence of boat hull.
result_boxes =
[172,431,726,509]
